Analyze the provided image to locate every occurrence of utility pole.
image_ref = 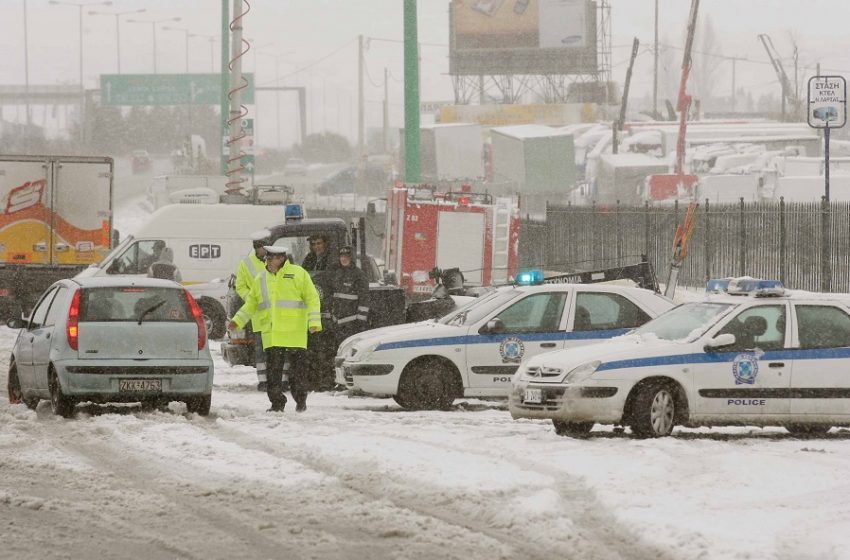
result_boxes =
[403,0,420,182]
[23,0,31,137]
[219,0,230,175]
[383,67,389,154]
[358,34,365,159]
[653,0,659,119]
[225,0,246,195]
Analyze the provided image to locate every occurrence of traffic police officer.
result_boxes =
[229,241,322,412]
[331,245,370,347]
[235,232,269,391]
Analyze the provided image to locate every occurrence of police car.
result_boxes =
[335,272,674,410]
[509,278,850,438]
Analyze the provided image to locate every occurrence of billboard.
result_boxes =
[449,0,598,75]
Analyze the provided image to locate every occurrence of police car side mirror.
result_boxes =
[6,316,24,329]
[705,333,736,352]
[481,318,505,335]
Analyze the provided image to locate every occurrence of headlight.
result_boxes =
[563,360,601,384]
[348,340,380,363]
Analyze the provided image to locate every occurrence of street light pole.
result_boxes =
[127,16,181,74]
[48,0,112,88]
[90,8,146,73]
[189,34,218,72]
[163,27,192,73]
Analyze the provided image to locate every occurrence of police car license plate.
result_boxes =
[523,388,542,404]
[119,379,162,392]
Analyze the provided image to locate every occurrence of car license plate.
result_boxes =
[119,379,162,392]
[523,388,542,404]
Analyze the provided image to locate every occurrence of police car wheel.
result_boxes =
[785,424,831,436]
[552,420,594,438]
[630,383,676,438]
[398,362,454,411]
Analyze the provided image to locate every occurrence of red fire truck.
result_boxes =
[384,184,520,299]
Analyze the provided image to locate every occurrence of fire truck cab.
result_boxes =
[384,184,520,300]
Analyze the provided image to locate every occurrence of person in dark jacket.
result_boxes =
[331,245,370,347]
[301,234,334,272]
[147,247,182,282]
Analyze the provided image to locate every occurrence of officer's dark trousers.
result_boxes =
[265,347,309,410]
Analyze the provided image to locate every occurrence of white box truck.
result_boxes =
[0,155,113,320]
[147,175,229,210]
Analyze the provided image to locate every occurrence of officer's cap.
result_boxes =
[264,239,295,255]
[250,229,272,247]
[339,245,353,256]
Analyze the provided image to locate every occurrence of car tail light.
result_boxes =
[184,289,206,350]
[67,289,81,350]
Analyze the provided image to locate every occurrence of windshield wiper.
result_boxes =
[137,300,166,325]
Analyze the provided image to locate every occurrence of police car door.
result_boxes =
[789,302,850,417]
[465,289,569,390]
[569,290,652,347]
[692,303,791,418]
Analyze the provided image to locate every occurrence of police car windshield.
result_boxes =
[632,302,734,341]
[439,289,520,326]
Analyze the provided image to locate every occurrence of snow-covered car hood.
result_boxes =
[524,334,692,376]
[340,321,464,359]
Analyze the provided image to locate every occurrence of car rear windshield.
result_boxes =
[80,287,192,323]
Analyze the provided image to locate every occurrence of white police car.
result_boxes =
[335,272,674,410]
[509,278,850,438]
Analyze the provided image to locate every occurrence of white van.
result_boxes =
[77,203,297,338]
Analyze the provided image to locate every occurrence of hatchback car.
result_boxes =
[336,281,674,410]
[7,277,214,417]
[509,279,850,438]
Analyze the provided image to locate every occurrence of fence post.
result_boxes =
[704,198,711,282]
[545,199,551,272]
[616,199,622,265]
[644,201,650,263]
[779,196,786,286]
[822,196,832,292]
[739,197,746,276]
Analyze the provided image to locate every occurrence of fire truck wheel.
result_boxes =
[397,360,455,411]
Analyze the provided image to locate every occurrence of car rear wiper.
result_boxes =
[138,300,166,325]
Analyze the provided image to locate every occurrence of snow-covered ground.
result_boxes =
[3,323,850,560]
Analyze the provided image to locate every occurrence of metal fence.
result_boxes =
[526,200,850,292]
[317,200,850,293]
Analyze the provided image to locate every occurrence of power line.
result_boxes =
[257,38,356,87]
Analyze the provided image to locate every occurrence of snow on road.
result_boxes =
[3,325,850,560]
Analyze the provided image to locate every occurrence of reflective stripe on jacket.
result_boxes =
[233,260,322,349]
[235,251,265,301]
[332,264,369,326]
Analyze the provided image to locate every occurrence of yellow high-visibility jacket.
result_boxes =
[232,261,322,349]
[235,250,266,301]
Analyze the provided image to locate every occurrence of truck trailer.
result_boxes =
[0,155,113,320]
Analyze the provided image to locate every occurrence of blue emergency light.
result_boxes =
[726,278,785,297]
[705,278,732,293]
[284,203,304,221]
[516,270,545,286]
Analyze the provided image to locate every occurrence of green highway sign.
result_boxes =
[100,73,254,106]
[241,154,256,173]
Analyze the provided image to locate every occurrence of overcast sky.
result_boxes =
[1,0,848,148]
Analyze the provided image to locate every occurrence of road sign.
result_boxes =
[100,73,255,106]
[241,154,255,173]
[807,75,846,129]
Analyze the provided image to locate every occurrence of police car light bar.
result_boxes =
[706,278,733,293]
[516,270,544,286]
[726,278,785,297]
[284,203,304,221]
